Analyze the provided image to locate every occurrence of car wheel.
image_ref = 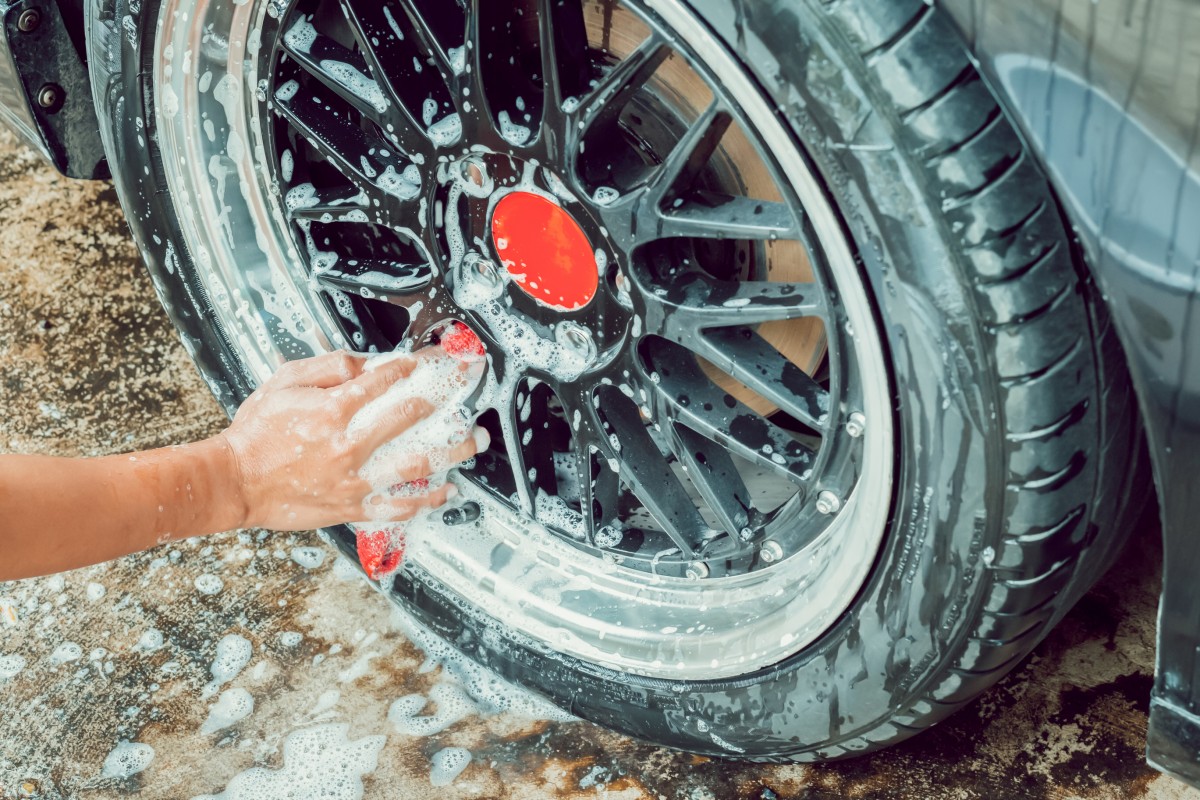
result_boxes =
[86,0,1143,757]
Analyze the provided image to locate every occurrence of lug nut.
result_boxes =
[442,501,481,526]
[458,155,492,196]
[36,83,60,110]
[846,412,866,438]
[462,252,500,286]
[17,9,40,33]
[556,322,595,360]
[815,490,841,515]
[684,562,709,580]
[760,540,784,563]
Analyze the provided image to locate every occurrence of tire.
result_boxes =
[86,0,1143,758]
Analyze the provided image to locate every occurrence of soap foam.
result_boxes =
[101,740,155,779]
[387,683,476,736]
[0,653,26,679]
[429,746,472,787]
[200,688,255,734]
[290,547,325,570]
[192,723,384,800]
[203,634,252,698]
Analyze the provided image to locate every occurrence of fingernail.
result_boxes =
[472,425,491,452]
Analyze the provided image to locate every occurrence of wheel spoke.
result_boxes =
[537,0,589,110]
[312,258,433,299]
[336,0,459,144]
[515,381,560,498]
[643,340,815,484]
[281,21,389,123]
[700,327,831,432]
[639,271,825,346]
[645,102,731,203]
[595,385,707,557]
[559,388,622,541]
[286,184,369,223]
[390,0,456,78]
[651,194,798,241]
[574,35,668,136]
[273,90,424,208]
[671,423,752,538]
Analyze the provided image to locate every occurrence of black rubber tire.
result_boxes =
[86,0,1144,758]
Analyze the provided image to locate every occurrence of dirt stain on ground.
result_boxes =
[0,132,1196,800]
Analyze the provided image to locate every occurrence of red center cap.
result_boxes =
[491,192,598,310]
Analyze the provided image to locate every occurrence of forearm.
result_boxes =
[0,437,246,581]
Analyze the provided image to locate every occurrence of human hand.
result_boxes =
[218,350,486,531]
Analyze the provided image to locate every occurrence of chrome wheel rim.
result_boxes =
[154,0,895,680]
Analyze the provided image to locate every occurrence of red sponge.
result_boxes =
[439,322,485,361]
[355,527,406,581]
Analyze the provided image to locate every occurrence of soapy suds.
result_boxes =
[195,574,224,595]
[86,582,107,601]
[290,547,325,569]
[318,60,389,114]
[0,653,26,679]
[279,631,303,647]
[385,606,575,723]
[101,740,155,779]
[135,628,164,652]
[200,688,255,734]
[388,683,477,736]
[427,113,462,148]
[429,747,472,787]
[346,340,485,580]
[497,110,531,146]
[193,724,384,800]
[203,634,253,698]
[50,641,82,665]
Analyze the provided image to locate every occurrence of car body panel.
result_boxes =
[0,0,104,177]
[938,0,1200,783]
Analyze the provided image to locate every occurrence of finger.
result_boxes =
[380,483,459,522]
[270,351,365,390]
[391,426,487,482]
[355,396,435,451]
[395,454,432,484]
[446,426,490,465]
[342,356,419,408]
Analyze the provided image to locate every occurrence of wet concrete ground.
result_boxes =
[0,131,1197,800]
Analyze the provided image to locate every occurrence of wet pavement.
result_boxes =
[0,130,1197,800]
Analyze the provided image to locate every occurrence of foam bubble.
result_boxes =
[0,653,26,679]
[86,582,107,601]
[282,18,317,53]
[200,688,255,734]
[429,747,472,787]
[192,724,384,800]
[135,628,164,652]
[427,113,462,148]
[101,740,155,778]
[388,683,476,736]
[203,634,252,698]
[279,631,303,648]
[290,547,325,569]
[50,641,82,665]
[195,574,224,595]
[318,59,388,114]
